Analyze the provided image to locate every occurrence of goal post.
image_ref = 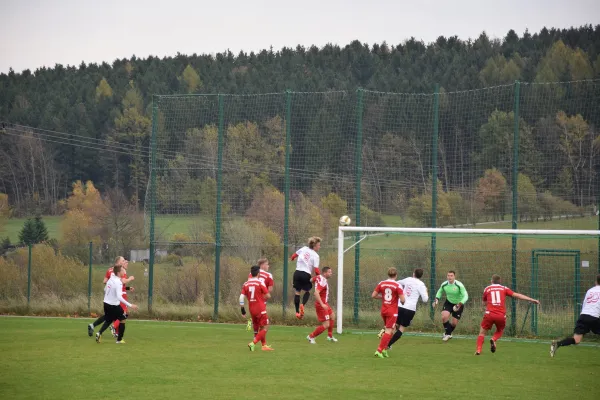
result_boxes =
[336,226,600,336]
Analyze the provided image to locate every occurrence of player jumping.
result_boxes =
[307,267,337,343]
[476,274,539,355]
[240,265,273,351]
[551,274,600,357]
[291,236,321,319]
[433,270,468,341]
[372,267,405,358]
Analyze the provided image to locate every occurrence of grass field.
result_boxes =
[0,317,598,400]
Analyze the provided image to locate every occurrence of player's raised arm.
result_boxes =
[512,292,539,304]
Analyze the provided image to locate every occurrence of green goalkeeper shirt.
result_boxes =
[436,280,469,305]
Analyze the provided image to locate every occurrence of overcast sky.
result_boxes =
[1,0,598,74]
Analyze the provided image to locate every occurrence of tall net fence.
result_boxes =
[145,80,600,335]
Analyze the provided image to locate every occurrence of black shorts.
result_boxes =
[396,307,416,327]
[442,300,464,320]
[104,302,127,323]
[293,270,312,292]
[573,314,600,335]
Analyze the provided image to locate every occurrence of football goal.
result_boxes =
[336,226,600,337]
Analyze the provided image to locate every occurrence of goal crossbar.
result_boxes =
[336,226,600,334]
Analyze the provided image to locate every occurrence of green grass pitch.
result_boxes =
[0,317,598,400]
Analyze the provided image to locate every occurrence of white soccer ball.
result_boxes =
[339,215,351,226]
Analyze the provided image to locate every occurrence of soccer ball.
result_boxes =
[339,215,351,226]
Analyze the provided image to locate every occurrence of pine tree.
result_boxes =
[33,215,49,243]
[18,216,49,245]
[18,218,37,245]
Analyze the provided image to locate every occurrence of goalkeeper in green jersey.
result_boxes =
[433,270,469,341]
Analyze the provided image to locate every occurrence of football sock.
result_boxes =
[117,323,125,341]
[92,315,105,327]
[492,330,503,342]
[388,330,403,347]
[328,321,334,337]
[302,292,310,305]
[114,319,120,331]
[476,335,485,353]
[443,321,452,335]
[253,329,266,344]
[310,325,326,338]
[448,323,456,334]
[98,320,111,335]
[557,337,576,347]
[294,295,300,313]
[378,333,392,352]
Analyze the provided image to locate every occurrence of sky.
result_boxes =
[1,0,599,74]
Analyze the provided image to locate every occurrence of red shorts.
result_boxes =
[251,312,269,327]
[381,313,398,329]
[120,303,128,312]
[316,304,333,322]
[481,313,506,331]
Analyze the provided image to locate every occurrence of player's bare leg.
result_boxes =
[551,333,583,357]
[475,327,488,355]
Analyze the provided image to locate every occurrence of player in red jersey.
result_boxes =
[240,265,273,351]
[371,267,405,358]
[246,258,274,334]
[306,267,337,344]
[475,274,539,355]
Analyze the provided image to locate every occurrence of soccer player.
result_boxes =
[551,274,600,357]
[95,265,139,344]
[386,268,429,349]
[433,270,469,341]
[307,267,338,343]
[240,265,273,351]
[372,267,405,358]
[247,258,274,335]
[291,236,321,319]
[476,274,539,355]
[87,256,134,338]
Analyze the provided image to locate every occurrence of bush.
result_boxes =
[0,244,86,301]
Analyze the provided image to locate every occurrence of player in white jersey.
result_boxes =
[291,236,321,319]
[383,268,429,349]
[94,265,139,344]
[551,274,600,357]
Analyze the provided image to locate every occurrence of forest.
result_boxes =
[0,25,599,225]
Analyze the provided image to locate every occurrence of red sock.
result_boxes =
[328,321,334,337]
[113,320,120,331]
[476,335,485,353]
[492,330,503,342]
[261,334,267,345]
[310,325,326,339]
[253,329,266,344]
[378,333,392,352]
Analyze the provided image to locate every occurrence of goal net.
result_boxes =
[336,226,600,338]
